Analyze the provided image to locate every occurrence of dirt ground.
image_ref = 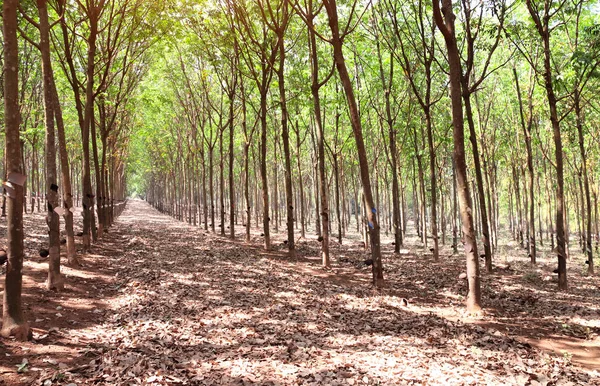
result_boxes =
[1,199,599,385]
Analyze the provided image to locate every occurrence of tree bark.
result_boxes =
[295,120,306,239]
[38,0,64,291]
[1,0,31,340]
[462,92,492,271]
[513,67,536,264]
[276,8,295,255]
[306,3,329,264]
[525,0,567,289]
[574,89,593,273]
[433,0,481,312]
[323,0,383,286]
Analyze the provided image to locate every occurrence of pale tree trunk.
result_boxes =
[1,0,31,340]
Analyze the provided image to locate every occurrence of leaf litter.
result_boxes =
[0,199,599,385]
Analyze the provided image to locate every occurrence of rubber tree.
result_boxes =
[295,0,336,266]
[513,67,537,264]
[1,0,31,341]
[322,0,384,287]
[458,0,508,273]
[37,0,64,291]
[524,0,568,289]
[234,0,280,250]
[433,0,482,312]
[380,0,442,258]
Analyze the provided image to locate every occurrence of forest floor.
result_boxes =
[0,199,599,385]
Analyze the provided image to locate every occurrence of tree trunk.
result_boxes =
[219,127,225,236]
[452,158,458,254]
[80,3,100,252]
[425,111,439,259]
[334,154,342,244]
[1,0,30,340]
[462,92,492,271]
[514,67,536,264]
[38,0,64,291]
[277,16,295,255]
[260,88,271,250]
[228,88,236,239]
[525,0,567,290]
[324,0,383,286]
[433,0,481,312]
[91,103,103,239]
[296,121,306,239]
[306,6,328,263]
[574,90,593,273]
[377,47,402,251]
[51,69,79,266]
[209,147,215,232]
[244,142,251,242]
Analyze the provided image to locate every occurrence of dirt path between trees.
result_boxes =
[1,200,599,385]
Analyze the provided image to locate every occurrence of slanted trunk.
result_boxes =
[323,0,383,286]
